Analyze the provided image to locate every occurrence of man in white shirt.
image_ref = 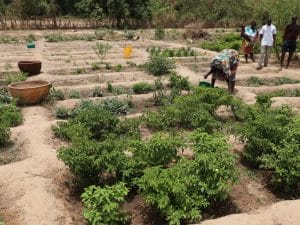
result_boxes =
[257,18,277,70]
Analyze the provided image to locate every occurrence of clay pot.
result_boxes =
[18,60,42,75]
[8,80,51,105]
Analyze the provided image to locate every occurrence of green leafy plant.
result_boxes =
[5,72,28,84]
[260,139,300,194]
[154,27,165,40]
[0,88,13,104]
[132,133,183,167]
[169,72,190,91]
[26,34,37,43]
[200,33,242,52]
[91,62,101,70]
[105,63,113,70]
[52,121,92,142]
[107,82,113,92]
[144,88,232,132]
[132,82,155,94]
[145,55,176,76]
[48,88,65,101]
[54,107,70,119]
[246,76,265,87]
[0,123,10,146]
[76,68,86,74]
[0,104,23,127]
[81,183,129,225]
[136,130,237,225]
[92,86,103,97]
[124,30,135,40]
[93,42,113,63]
[69,91,81,99]
[101,98,131,115]
[114,64,123,72]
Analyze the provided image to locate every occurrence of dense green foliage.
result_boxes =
[143,87,232,132]
[136,130,237,225]
[81,183,129,225]
[234,95,300,194]
[147,46,197,58]
[132,82,155,94]
[169,72,190,91]
[145,55,176,76]
[0,0,299,29]
[200,33,241,52]
[0,94,23,146]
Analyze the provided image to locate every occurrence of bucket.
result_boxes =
[124,46,132,59]
[27,43,35,48]
[199,81,211,88]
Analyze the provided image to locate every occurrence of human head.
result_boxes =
[292,15,297,24]
[266,18,272,25]
[250,21,256,28]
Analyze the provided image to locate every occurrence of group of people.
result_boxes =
[205,16,300,93]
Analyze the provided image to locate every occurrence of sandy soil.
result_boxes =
[0,30,299,225]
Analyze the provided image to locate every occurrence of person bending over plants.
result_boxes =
[204,49,239,93]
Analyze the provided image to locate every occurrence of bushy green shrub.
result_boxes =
[136,131,237,225]
[260,139,300,194]
[81,183,129,225]
[145,55,176,76]
[58,139,127,179]
[101,98,131,115]
[154,28,165,40]
[131,133,183,167]
[48,88,65,101]
[169,72,190,91]
[237,105,294,165]
[0,88,13,104]
[0,123,10,146]
[132,82,155,94]
[69,91,81,99]
[92,86,103,97]
[73,107,119,140]
[144,88,233,132]
[52,121,92,141]
[5,72,28,84]
[0,104,22,127]
[200,33,241,52]
[54,107,70,119]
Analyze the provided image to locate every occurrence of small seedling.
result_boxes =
[93,42,112,63]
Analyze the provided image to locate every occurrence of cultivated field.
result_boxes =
[0,29,299,225]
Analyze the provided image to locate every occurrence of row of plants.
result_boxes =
[53,87,241,225]
[246,76,300,87]
[147,46,198,58]
[200,33,242,52]
[0,89,23,147]
[233,94,300,194]
[54,86,299,225]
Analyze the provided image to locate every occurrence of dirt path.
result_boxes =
[0,106,75,225]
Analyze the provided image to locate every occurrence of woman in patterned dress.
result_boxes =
[204,49,240,94]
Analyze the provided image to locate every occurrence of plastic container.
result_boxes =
[124,46,132,59]
[27,43,35,48]
[199,81,212,88]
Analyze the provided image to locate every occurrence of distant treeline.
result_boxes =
[0,0,299,29]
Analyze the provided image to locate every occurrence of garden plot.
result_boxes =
[0,29,299,225]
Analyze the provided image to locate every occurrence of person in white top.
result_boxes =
[257,18,277,70]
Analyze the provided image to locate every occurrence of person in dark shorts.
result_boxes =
[280,16,300,69]
[204,49,239,94]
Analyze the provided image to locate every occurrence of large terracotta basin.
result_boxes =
[18,60,42,75]
[8,80,51,105]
